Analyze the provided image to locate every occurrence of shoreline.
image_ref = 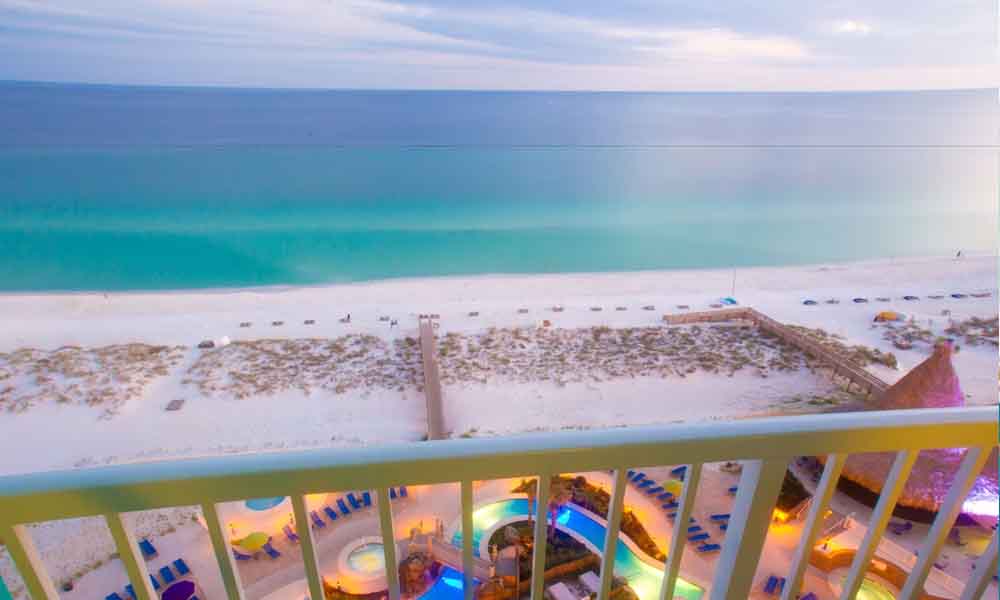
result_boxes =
[0,251,994,299]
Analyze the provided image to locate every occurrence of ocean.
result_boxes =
[0,82,996,291]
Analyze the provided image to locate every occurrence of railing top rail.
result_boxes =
[0,406,995,525]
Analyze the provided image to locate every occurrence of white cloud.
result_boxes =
[633,28,809,62]
[832,20,873,35]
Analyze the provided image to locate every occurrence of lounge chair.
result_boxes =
[106,593,125,600]
[951,293,967,299]
[688,532,710,542]
[159,566,176,584]
[852,297,868,303]
[362,491,372,507]
[670,466,687,477]
[347,493,362,509]
[400,486,408,497]
[125,585,137,599]
[646,486,664,495]
[719,523,728,531]
[284,524,301,542]
[709,513,730,522]
[903,295,919,301]
[337,498,351,516]
[191,597,200,600]
[637,480,653,489]
[656,492,673,501]
[173,558,190,576]
[310,510,326,528]
[233,549,252,561]
[626,470,636,479]
[324,506,339,522]
[776,578,786,593]
[802,299,817,306]
[727,486,738,495]
[390,487,398,499]
[138,539,158,559]
[763,576,778,595]
[633,472,647,482]
[663,501,679,510]
[263,541,281,560]
[150,575,161,591]
[687,525,702,533]
[696,543,720,553]
[800,593,817,600]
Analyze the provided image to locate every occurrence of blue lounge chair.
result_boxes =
[951,293,967,299]
[687,525,702,533]
[159,566,176,584]
[646,486,664,495]
[727,486,738,495]
[173,558,190,575]
[776,578,786,594]
[347,493,362,509]
[709,513,730,522]
[191,597,200,600]
[903,295,919,301]
[138,539,157,559]
[664,501,679,510]
[125,585,137,599]
[626,470,636,479]
[310,510,325,528]
[400,486,408,497]
[362,491,372,507]
[802,299,817,306]
[671,466,687,477]
[763,576,778,595]
[390,487,398,499]
[696,543,720,553]
[106,593,124,600]
[284,524,301,542]
[719,523,728,531]
[150,575,161,591]
[337,498,351,516]
[324,506,339,522]
[263,541,281,559]
[656,492,673,501]
[233,549,252,561]
[688,532,710,542]
[633,472,647,482]
[800,594,817,600]
[637,480,653,489]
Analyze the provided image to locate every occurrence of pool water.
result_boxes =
[450,498,703,600]
[853,577,897,600]
[347,543,386,575]
[244,496,286,511]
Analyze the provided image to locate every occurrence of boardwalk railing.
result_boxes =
[0,407,996,600]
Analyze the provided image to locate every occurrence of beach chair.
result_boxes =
[719,523,728,531]
[763,576,778,595]
[696,543,720,553]
[688,532,710,542]
[263,541,282,559]
[646,486,664,495]
[400,486,408,497]
[626,470,636,479]
[776,578,786,594]
[390,487,398,499]
[800,593,817,600]
[687,525,702,533]
[347,493,362,510]
[670,466,687,477]
[138,539,158,559]
[310,510,326,528]
[337,498,352,516]
[709,513,730,522]
[633,472,647,483]
[324,506,339,522]
[172,558,190,576]
[656,492,673,501]
[663,501,679,510]
[284,524,301,542]
[637,480,653,489]
[233,549,252,561]
[150,575,161,592]
[106,593,125,600]
[362,491,372,507]
[727,486,738,495]
[125,585,137,599]
[158,566,176,584]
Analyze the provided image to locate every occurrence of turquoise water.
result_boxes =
[419,566,475,600]
[346,543,385,574]
[244,496,285,511]
[450,497,703,600]
[1,84,996,291]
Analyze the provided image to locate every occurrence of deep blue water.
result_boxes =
[0,82,996,291]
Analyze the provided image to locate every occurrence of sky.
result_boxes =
[0,0,997,91]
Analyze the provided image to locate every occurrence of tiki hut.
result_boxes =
[833,340,998,518]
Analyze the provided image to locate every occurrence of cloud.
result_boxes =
[633,29,808,62]
[832,20,873,35]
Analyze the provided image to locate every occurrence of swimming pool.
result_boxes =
[420,566,475,600]
[450,498,703,600]
[853,577,897,600]
[347,543,386,575]
[244,496,286,511]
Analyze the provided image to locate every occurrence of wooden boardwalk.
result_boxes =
[419,319,446,440]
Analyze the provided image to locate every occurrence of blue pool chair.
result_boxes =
[656,492,673,501]
[263,541,282,559]
[709,513,730,522]
[799,594,817,600]
[172,558,190,576]
[663,501,679,510]
[347,493,362,509]
[158,566,175,584]
[637,480,653,489]
[150,575,161,591]
[362,491,372,507]
[390,488,398,499]
[696,543,720,553]
[400,486,408,497]
[646,486,664,495]
[687,525,702,533]
[324,506,339,521]
[233,550,252,561]
[337,498,351,516]
[125,585,136,599]
[688,532,710,542]
[106,593,125,600]
[284,524,301,542]
[138,539,157,559]
[727,486,738,495]
[310,510,326,528]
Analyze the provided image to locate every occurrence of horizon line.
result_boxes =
[0,78,993,95]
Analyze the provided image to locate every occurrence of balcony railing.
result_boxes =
[0,406,996,600]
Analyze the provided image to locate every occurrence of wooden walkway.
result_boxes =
[419,319,446,440]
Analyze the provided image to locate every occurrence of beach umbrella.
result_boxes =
[873,311,903,322]
[233,531,270,552]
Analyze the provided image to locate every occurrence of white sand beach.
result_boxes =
[0,254,996,600]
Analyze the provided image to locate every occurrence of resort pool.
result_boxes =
[853,578,897,600]
[451,498,703,600]
[347,543,386,575]
[244,496,286,511]
[419,566,476,600]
